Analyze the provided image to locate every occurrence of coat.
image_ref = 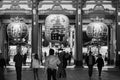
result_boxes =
[96,57,104,67]
[85,55,96,66]
[13,53,23,67]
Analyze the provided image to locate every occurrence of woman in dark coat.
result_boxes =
[96,54,104,77]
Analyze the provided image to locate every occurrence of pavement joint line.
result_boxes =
[6,65,119,71]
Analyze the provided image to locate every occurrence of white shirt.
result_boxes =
[32,58,40,68]
[45,55,60,69]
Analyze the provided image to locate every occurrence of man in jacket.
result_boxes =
[13,46,23,80]
[85,51,96,80]
[96,54,104,78]
[45,48,60,80]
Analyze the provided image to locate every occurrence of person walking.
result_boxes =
[13,46,23,80]
[32,53,40,80]
[69,51,72,65]
[96,54,104,78]
[45,49,61,80]
[57,50,68,78]
[23,53,27,66]
[0,50,6,80]
[57,50,65,78]
[85,51,96,80]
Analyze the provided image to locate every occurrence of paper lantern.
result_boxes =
[86,22,108,39]
[45,14,69,43]
[7,18,28,42]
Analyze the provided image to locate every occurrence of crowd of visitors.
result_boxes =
[0,46,106,80]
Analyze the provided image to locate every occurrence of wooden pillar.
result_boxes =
[110,25,116,65]
[107,25,111,65]
[32,0,39,54]
[0,22,4,54]
[38,24,42,60]
[116,0,120,66]
[74,0,83,67]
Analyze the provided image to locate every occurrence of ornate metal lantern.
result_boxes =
[45,14,69,43]
[86,21,108,39]
[7,17,28,42]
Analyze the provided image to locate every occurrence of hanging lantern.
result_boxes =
[7,17,28,42]
[86,21,108,39]
[45,14,69,43]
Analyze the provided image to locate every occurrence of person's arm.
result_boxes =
[96,58,98,64]
[85,56,88,66]
[44,57,49,69]
[57,57,61,65]
[2,58,6,68]
[93,56,96,65]
[102,58,104,67]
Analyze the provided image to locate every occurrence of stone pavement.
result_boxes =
[4,66,120,80]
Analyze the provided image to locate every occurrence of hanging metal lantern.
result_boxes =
[86,21,108,39]
[7,17,28,42]
[45,14,69,43]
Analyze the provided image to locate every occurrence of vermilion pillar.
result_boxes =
[32,0,39,54]
[38,24,42,60]
[74,0,83,67]
[116,0,120,67]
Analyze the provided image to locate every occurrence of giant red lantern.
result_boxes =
[86,21,108,39]
[7,17,28,42]
[45,14,69,43]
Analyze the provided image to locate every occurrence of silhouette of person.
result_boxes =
[0,50,6,80]
[40,52,43,65]
[68,51,72,65]
[57,50,66,78]
[96,54,104,78]
[13,46,23,80]
[32,53,40,80]
[45,49,60,80]
[23,53,27,66]
[85,51,96,80]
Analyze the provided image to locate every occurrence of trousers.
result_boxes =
[47,68,57,80]
[98,66,102,76]
[88,66,93,77]
[0,67,5,80]
[15,66,22,80]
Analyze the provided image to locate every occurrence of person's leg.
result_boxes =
[0,67,4,80]
[88,66,93,77]
[57,68,61,78]
[98,67,102,77]
[47,68,52,80]
[19,67,22,80]
[33,68,36,80]
[15,67,18,80]
[52,69,57,80]
[16,67,22,80]
[36,68,39,80]
[35,69,37,80]
[62,68,66,78]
